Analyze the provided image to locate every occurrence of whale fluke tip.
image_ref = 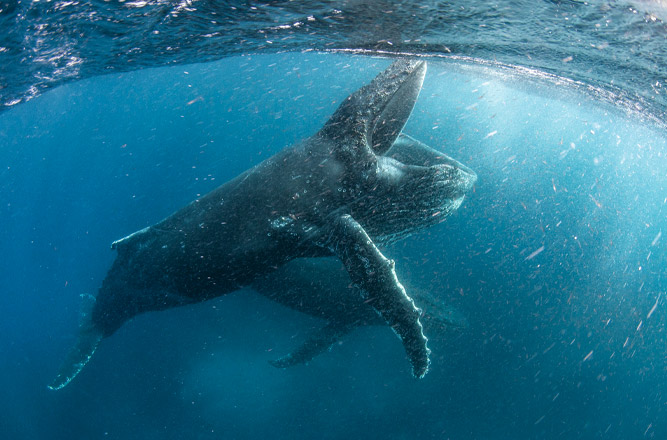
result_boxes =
[48,295,102,390]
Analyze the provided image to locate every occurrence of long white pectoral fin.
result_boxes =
[324,214,430,378]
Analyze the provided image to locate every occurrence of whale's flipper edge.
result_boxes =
[324,214,430,378]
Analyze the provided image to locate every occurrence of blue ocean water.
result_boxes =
[1,2,667,440]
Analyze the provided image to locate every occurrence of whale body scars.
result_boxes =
[49,60,477,390]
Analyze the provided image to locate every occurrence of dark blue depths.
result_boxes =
[0,54,666,439]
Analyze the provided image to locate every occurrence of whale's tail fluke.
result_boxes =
[48,294,102,390]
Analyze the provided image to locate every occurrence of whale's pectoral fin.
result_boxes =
[317,59,427,162]
[269,321,355,368]
[48,294,102,390]
[323,214,430,378]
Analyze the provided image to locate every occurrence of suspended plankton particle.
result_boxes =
[525,245,545,261]
[647,293,661,319]
[651,230,661,246]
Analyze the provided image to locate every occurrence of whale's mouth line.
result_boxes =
[385,133,478,188]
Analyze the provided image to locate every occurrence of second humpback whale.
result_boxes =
[251,256,469,368]
[49,59,477,390]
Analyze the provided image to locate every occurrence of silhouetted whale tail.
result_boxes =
[48,294,102,390]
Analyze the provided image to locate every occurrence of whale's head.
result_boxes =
[315,59,476,245]
[351,133,477,245]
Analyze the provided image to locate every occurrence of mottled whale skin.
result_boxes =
[251,133,474,367]
[49,60,477,390]
[251,256,469,368]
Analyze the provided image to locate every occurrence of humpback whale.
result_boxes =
[49,59,477,390]
[251,134,474,367]
[251,256,469,368]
